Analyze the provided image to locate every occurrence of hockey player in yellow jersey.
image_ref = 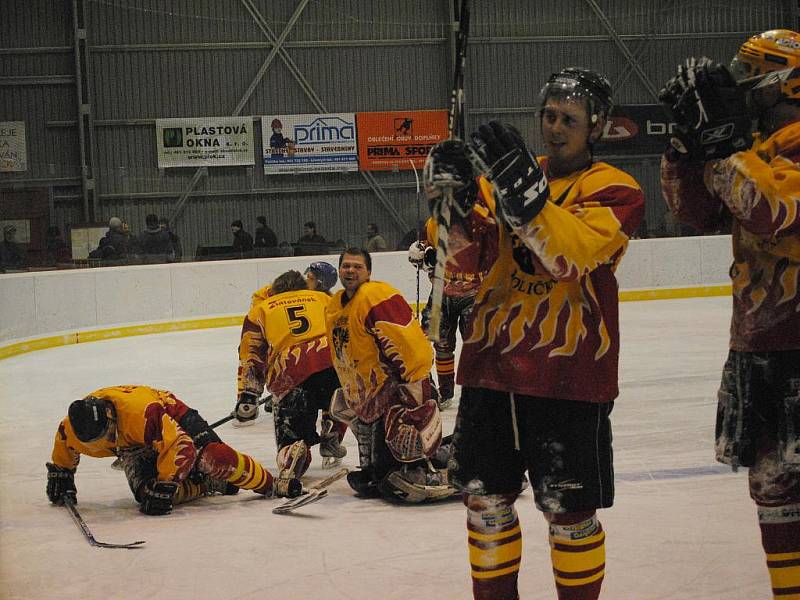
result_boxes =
[238,260,340,422]
[46,385,302,516]
[425,68,644,599]
[236,268,345,479]
[326,248,455,502]
[660,30,800,600]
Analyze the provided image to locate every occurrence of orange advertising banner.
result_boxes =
[356,110,449,171]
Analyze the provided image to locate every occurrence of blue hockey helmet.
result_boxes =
[305,261,338,292]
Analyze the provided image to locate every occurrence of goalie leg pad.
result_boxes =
[276,440,311,479]
[273,388,320,449]
[329,387,356,425]
[348,418,399,497]
[319,416,347,459]
[384,399,442,463]
[378,463,456,503]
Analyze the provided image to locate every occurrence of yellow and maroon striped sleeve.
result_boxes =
[510,167,644,281]
[363,283,432,385]
[236,305,269,397]
[50,419,81,470]
[707,122,800,238]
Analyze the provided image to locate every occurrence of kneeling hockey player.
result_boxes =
[326,247,455,503]
[46,385,302,515]
[236,269,347,479]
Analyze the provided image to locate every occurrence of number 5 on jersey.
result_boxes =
[285,305,310,335]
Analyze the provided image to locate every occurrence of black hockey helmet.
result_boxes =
[68,396,111,442]
[540,67,614,124]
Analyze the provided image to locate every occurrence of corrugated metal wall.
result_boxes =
[2,0,797,256]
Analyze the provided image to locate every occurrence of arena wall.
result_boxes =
[0,235,733,358]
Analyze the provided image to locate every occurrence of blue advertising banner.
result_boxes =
[262,113,358,174]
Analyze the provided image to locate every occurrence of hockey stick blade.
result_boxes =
[63,495,145,549]
[272,467,349,515]
[272,488,328,514]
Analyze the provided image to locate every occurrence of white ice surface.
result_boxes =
[0,296,772,599]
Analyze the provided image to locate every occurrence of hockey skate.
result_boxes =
[378,461,457,503]
[436,377,455,410]
[319,417,347,469]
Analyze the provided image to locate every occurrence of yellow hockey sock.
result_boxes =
[467,499,522,600]
[758,503,800,599]
[173,479,208,505]
[549,515,605,600]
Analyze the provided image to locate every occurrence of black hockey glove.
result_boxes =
[235,391,260,423]
[423,139,478,219]
[138,479,178,515]
[471,121,549,228]
[659,57,752,162]
[46,462,76,505]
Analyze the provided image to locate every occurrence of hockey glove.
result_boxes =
[235,391,259,423]
[46,462,76,505]
[407,241,435,272]
[423,139,478,219]
[138,479,178,515]
[659,57,752,162]
[471,121,549,228]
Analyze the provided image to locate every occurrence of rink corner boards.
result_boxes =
[1,284,731,361]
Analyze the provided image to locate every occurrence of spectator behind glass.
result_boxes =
[89,217,129,262]
[231,219,254,257]
[158,218,182,262]
[254,216,278,249]
[44,225,70,266]
[136,214,173,263]
[364,222,387,253]
[295,220,327,256]
[0,225,26,271]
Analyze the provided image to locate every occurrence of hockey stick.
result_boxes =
[272,467,349,514]
[209,396,270,429]
[63,494,145,549]
[427,0,470,343]
[409,158,422,320]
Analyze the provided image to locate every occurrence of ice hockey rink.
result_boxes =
[0,295,773,600]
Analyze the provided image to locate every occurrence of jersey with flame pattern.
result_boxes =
[457,159,644,402]
[250,284,271,309]
[326,281,433,423]
[51,385,196,483]
[237,289,332,399]
[661,119,800,351]
[423,211,496,297]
